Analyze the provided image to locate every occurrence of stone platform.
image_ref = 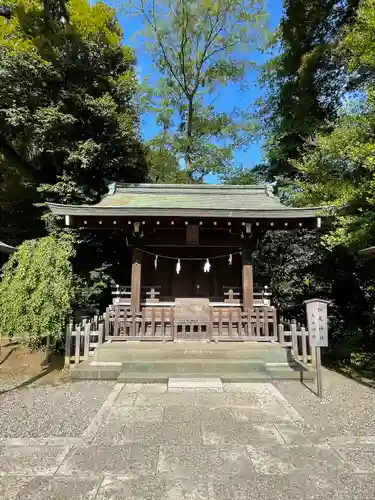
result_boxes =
[70,342,316,382]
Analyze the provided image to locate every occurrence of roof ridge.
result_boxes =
[111,183,264,191]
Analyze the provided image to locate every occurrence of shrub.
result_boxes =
[0,234,76,347]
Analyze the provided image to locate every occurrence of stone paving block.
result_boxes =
[332,444,375,472]
[223,382,271,394]
[107,391,137,407]
[91,420,125,445]
[109,405,165,423]
[117,422,202,445]
[96,475,208,500]
[208,472,322,500]
[168,378,223,390]
[158,444,254,478]
[57,444,159,477]
[134,392,197,407]
[197,392,281,409]
[195,392,228,407]
[0,475,101,500]
[0,445,71,476]
[92,404,164,443]
[224,392,282,408]
[202,421,283,446]
[245,443,350,475]
[231,407,294,424]
[274,422,312,445]
[119,383,167,393]
[163,405,234,425]
[81,384,124,444]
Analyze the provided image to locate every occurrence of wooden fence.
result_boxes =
[65,315,105,367]
[106,305,278,342]
[278,319,313,366]
[66,304,279,365]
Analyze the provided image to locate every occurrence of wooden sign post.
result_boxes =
[304,298,330,398]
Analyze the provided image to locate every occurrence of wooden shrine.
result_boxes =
[49,183,321,342]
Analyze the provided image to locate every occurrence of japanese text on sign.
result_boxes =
[305,301,328,347]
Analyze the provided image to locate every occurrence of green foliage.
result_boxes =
[0,0,147,244]
[0,235,76,344]
[129,0,266,180]
[294,0,375,249]
[258,0,359,184]
[253,0,375,365]
[223,166,259,185]
[294,92,375,249]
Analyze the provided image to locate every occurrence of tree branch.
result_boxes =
[0,134,38,181]
[0,5,12,19]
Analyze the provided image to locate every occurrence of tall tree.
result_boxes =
[129,0,266,181]
[0,0,147,243]
[258,0,359,185]
[294,0,375,250]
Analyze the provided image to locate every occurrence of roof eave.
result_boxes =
[48,203,321,219]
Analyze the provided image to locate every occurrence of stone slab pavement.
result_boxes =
[0,371,375,499]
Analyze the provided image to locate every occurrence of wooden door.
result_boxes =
[171,260,194,298]
[193,261,211,298]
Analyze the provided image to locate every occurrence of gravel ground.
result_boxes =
[274,369,375,440]
[0,381,115,438]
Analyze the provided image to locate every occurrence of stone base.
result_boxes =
[70,341,316,382]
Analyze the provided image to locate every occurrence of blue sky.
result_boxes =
[110,0,283,174]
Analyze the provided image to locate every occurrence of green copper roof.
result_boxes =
[48,183,321,219]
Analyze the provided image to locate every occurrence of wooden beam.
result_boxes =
[242,249,253,310]
[131,249,142,312]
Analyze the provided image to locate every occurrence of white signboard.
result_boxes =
[305,299,329,347]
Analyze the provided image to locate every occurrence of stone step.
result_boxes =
[70,362,121,380]
[94,341,291,364]
[118,359,267,375]
[70,360,315,382]
[116,372,273,383]
[266,364,316,380]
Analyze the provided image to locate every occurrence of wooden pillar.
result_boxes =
[242,249,253,310]
[131,248,142,312]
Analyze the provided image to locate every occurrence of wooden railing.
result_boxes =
[65,315,105,366]
[65,307,316,368]
[111,284,272,305]
[112,285,161,303]
[278,319,312,365]
[106,305,278,341]
[66,305,279,365]
[212,307,277,341]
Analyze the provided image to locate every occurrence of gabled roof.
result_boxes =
[48,183,321,220]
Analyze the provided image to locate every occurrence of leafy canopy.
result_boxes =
[257,0,359,184]
[294,0,375,249]
[129,0,267,181]
[0,0,147,245]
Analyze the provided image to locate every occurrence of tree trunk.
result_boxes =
[185,97,194,173]
[45,334,51,363]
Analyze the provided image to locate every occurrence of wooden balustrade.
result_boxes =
[112,285,272,305]
[65,305,279,365]
[278,319,312,365]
